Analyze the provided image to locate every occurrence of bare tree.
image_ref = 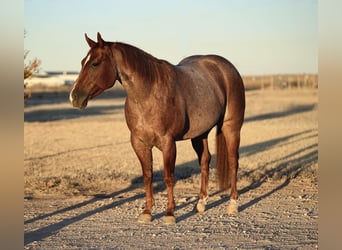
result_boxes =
[24,30,41,100]
[24,51,41,80]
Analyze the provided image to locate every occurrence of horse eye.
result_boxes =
[91,62,101,68]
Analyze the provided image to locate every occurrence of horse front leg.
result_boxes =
[131,136,154,223]
[161,138,177,224]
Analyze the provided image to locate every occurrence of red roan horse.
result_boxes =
[70,33,245,224]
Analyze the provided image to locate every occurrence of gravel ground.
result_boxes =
[24,88,318,249]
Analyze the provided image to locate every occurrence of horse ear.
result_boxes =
[97,32,104,47]
[85,33,96,48]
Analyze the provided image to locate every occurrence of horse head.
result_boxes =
[70,32,117,109]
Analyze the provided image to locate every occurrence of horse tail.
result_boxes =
[216,126,230,191]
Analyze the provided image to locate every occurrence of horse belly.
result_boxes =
[180,106,222,140]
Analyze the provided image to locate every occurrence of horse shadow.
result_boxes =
[244,104,316,123]
[25,87,126,107]
[24,104,124,122]
[24,87,126,122]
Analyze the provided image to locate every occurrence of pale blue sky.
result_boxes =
[24,0,317,75]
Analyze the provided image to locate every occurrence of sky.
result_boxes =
[24,0,317,75]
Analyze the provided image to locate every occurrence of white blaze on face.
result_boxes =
[84,54,91,66]
[70,53,92,104]
[69,82,76,103]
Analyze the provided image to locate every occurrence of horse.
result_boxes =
[70,32,245,224]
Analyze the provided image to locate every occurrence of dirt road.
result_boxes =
[24,87,318,249]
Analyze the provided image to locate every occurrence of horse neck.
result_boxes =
[111,42,174,101]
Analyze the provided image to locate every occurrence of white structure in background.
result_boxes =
[24,71,79,87]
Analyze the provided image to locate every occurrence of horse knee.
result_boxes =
[142,169,153,183]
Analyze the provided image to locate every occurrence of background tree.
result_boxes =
[24,30,41,99]
[24,51,41,80]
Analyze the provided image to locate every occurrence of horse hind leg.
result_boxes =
[221,123,241,215]
[191,133,211,213]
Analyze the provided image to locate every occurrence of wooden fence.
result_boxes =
[242,74,318,90]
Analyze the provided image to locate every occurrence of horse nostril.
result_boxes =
[72,92,77,100]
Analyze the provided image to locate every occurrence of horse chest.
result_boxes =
[125,101,183,146]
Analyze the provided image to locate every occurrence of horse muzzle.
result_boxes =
[69,89,89,109]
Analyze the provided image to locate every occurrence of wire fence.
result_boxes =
[242,74,318,91]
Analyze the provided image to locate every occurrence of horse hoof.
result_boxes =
[162,216,176,224]
[196,196,208,213]
[227,199,238,215]
[138,213,152,223]
[196,201,206,213]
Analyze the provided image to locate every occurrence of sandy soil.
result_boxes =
[24,86,318,249]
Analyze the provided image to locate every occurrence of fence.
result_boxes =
[242,74,318,90]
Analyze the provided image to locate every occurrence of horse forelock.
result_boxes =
[113,42,173,84]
